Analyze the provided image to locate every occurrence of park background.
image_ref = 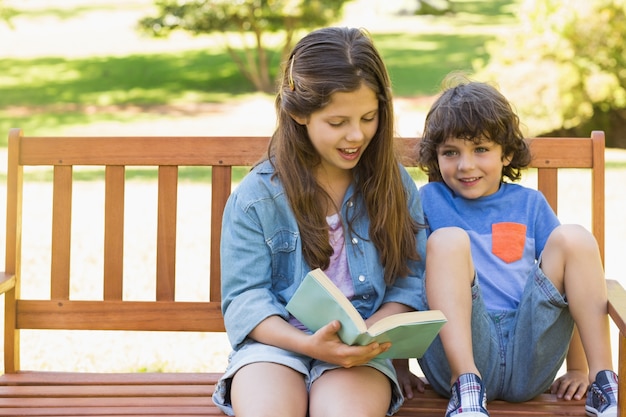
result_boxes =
[0,0,625,376]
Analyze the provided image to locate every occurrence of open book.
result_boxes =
[286,268,446,359]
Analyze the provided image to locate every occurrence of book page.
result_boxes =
[308,268,366,332]
[367,310,446,336]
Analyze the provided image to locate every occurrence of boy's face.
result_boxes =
[437,137,511,199]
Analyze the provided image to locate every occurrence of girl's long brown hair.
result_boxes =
[269,27,421,285]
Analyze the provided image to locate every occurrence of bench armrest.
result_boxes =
[0,272,16,295]
[608,279,626,334]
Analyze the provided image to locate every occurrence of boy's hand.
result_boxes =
[550,370,589,400]
[393,358,425,398]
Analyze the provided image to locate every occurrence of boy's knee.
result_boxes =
[428,227,470,251]
[548,224,598,253]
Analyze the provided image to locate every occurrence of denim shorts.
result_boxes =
[212,339,404,416]
[417,261,575,402]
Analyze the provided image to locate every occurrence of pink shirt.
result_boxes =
[288,213,355,330]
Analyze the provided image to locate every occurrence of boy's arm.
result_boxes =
[393,358,425,398]
[550,325,589,400]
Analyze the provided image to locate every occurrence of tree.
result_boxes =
[1,0,17,28]
[476,0,626,144]
[414,0,453,15]
[138,0,350,93]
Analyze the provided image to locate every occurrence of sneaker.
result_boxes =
[446,373,490,417]
[586,370,618,417]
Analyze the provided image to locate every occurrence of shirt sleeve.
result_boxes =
[532,191,561,257]
[220,188,290,349]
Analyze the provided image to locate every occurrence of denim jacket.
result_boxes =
[220,159,427,350]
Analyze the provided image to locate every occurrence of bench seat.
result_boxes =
[0,372,588,416]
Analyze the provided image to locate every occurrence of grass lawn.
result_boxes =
[0,0,521,142]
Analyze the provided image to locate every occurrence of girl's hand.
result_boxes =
[393,359,425,398]
[550,370,589,400]
[307,320,390,367]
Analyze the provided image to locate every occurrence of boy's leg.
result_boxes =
[504,260,574,401]
[540,224,613,381]
[231,362,308,417]
[539,224,617,416]
[420,227,491,416]
[424,227,480,385]
[309,366,391,417]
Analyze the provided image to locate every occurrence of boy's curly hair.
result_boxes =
[419,74,531,182]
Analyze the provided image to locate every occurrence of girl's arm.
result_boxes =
[249,315,390,367]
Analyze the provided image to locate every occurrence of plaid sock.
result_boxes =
[446,373,488,416]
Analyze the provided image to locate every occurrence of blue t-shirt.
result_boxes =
[419,181,560,311]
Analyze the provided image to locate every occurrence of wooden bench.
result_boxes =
[1,127,624,416]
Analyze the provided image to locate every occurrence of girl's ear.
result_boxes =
[291,114,307,125]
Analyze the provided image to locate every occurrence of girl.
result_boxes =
[212,27,427,417]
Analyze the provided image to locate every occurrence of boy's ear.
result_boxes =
[291,114,307,125]
[503,153,513,166]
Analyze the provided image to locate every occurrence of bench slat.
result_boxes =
[0,371,221,385]
[104,166,125,300]
[0,407,222,416]
[19,136,269,166]
[51,166,73,300]
[156,166,178,301]
[16,300,225,332]
[210,165,232,302]
[0,385,213,397]
[527,137,593,167]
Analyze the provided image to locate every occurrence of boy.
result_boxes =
[396,76,618,417]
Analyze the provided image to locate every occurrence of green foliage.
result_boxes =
[0,0,17,28]
[476,0,626,136]
[138,0,349,92]
[414,0,453,15]
[139,0,342,35]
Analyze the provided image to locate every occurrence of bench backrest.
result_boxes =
[2,128,605,373]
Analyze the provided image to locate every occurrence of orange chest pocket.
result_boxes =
[492,222,527,263]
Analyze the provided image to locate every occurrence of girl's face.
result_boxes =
[293,83,379,183]
[437,137,511,199]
